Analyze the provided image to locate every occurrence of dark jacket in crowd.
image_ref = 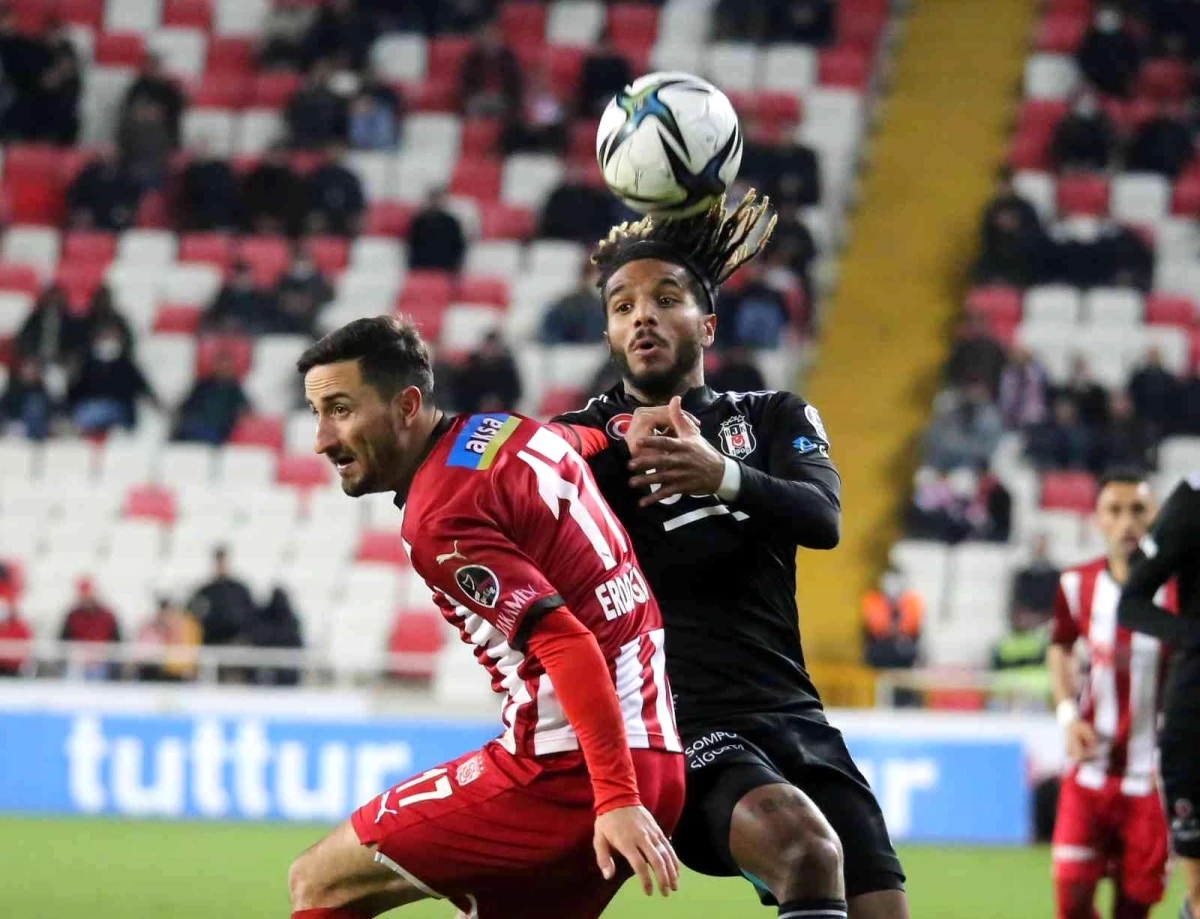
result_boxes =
[286,81,348,149]
[408,203,466,272]
[1076,16,1143,97]
[121,71,184,145]
[975,192,1052,288]
[539,181,616,244]
[302,0,372,70]
[456,339,522,413]
[68,351,153,417]
[189,574,256,647]
[67,159,143,232]
[1126,116,1195,179]
[175,377,249,445]
[1012,559,1060,617]
[458,41,522,116]
[14,289,91,365]
[1051,110,1116,172]
[741,141,822,209]
[181,157,241,231]
[578,48,631,116]
[302,161,364,235]
[246,588,304,686]
[242,156,300,234]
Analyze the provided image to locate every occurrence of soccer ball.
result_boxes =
[596,71,743,218]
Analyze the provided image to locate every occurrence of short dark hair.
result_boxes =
[296,315,434,400]
[1098,466,1149,492]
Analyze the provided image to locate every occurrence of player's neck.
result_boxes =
[391,408,445,507]
[1108,554,1130,584]
[622,368,705,406]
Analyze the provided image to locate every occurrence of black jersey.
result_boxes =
[553,384,841,733]
[1118,474,1200,718]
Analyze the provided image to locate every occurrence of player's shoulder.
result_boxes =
[441,411,536,472]
[712,388,830,444]
[550,387,624,430]
[1059,557,1108,595]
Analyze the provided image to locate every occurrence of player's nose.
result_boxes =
[312,417,339,455]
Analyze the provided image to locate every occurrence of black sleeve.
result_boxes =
[730,392,842,549]
[1118,478,1200,647]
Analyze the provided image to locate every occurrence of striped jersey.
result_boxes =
[1051,557,1176,795]
[400,412,681,760]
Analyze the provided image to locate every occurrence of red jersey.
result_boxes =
[401,412,682,760]
[1051,557,1176,795]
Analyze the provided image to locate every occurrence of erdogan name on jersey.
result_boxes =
[595,566,650,621]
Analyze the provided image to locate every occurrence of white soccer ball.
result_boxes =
[596,71,743,218]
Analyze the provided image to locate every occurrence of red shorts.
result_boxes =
[351,742,685,919]
[1051,773,1169,905]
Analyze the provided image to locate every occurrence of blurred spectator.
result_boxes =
[539,263,605,344]
[716,260,791,348]
[772,0,835,44]
[1180,368,1200,436]
[1076,4,1143,98]
[201,260,276,334]
[740,118,821,210]
[286,60,349,150]
[425,0,498,34]
[347,71,402,150]
[861,567,922,670]
[66,150,143,232]
[1148,0,1200,58]
[68,324,156,434]
[944,314,1007,394]
[578,31,631,117]
[712,0,770,41]
[1128,346,1181,438]
[455,329,521,413]
[271,245,333,336]
[1026,396,1092,470]
[1126,113,1195,178]
[923,382,1004,471]
[302,145,365,236]
[301,0,372,71]
[246,587,304,686]
[1096,390,1156,471]
[974,170,1052,287]
[37,19,81,144]
[120,53,183,147]
[999,344,1049,429]
[1056,355,1110,428]
[0,595,32,677]
[991,606,1050,673]
[174,350,250,445]
[965,469,1012,542]
[180,138,241,231]
[0,357,53,440]
[709,345,767,394]
[1050,93,1116,171]
[243,145,300,235]
[14,284,90,369]
[1098,223,1154,292]
[0,5,48,140]
[501,70,567,155]
[84,286,135,355]
[1010,534,1060,623]
[134,597,201,682]
[188,548,256,648]
[458,20,522,117]
[539,163,616,244]
[906,467,963,540]
[259,0,316,70]
[59,578,121,680]
[118,97,172,191]
[408,188,466,272]
[771,204,818,315]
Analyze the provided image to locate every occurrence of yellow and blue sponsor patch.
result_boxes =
[447,413,522,470]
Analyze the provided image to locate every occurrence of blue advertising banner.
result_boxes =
[0,709,1029,842]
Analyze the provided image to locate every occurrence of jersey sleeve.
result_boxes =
[1050,579,1079,647]
[546,422,610,459]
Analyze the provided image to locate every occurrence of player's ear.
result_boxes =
[700,313,716,349]
[392,385,424,428]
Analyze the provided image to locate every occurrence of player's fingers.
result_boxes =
[622,846,653,896]
[627,451,677,473]
[593,831,616,880]
[633,436,683,454]
[639,839,672,896]
[667,396,699,434]
[647,834,679,893]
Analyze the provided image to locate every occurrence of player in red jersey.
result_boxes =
[287,317,684,919]
[1047,468,1175,919]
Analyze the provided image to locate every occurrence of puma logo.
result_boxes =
[436,541,467,566]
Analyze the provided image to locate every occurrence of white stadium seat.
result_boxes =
[1023,285,1081,325]
[0,292,33,336]
[106,519,167,563]
[98,437,157,488]
[439,305,506,351]
[704,42,761,91]
[3,226,61,278]
[105,0,160,34]
[1160,438,1200,479]
[370,33,428,82]
[649,42,703,76]
[214,0,269,36]
[1024,54,1080,100]
[1109,173,1171,224]
[245,334,310,415]
[658,0,716,44]
[546,0,605,44]
[465,241,523,281]
[146,28,207,79]
[117,229,177,265]
[183,109,237,157]
[527,240,585,280]
[761,44,817,94]
[1083,288,1142,326]
[236,109,286,155]
[81,67,136,146]
[1013,171,1056,223]
[347,151,396,202]
[161,263,223,307]
[40,440,96,483]
[217,445,276,487]
[402,114,461,163]
[500,154,563,209]
[349,237,407,280]
[140,333,197,405]
[157,443,214,484]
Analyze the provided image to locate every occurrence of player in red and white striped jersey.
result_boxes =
[286,317,684,919]
[1048,469,1176,919]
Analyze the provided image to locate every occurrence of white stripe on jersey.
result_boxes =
[1078,575,1120,790]
[648,629,682,753]
[532,672,569,757]
[1123,630,1162,796]
[614,637,649,744]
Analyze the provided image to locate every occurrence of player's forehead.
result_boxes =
[304,359,365,402]
[603,258,693,302]
[1097,480,1152,508]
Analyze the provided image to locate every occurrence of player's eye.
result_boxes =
[333,404,349,417]
[615,302,632,313]
[659,296,676,306]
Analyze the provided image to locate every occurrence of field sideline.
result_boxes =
[0,817,1184,918]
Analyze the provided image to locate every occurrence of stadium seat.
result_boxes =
[162,0,211,28]
[440,305,505,350]
[761,44,818,94]
[237,235,289,286]
[500,153,563,209]
[649,40,703,75]
[536,387,585,419]
[460,117,503,157]
[161,262,223,307]
[464,241,522,281]
[387,607,444,679]
[544,45,587,93]
[303,236,349,276]
[147,27,207,78]
[1083,288,1142,326]
[363,201,414,237]
[195,333,253,379]
[98,437,157,488]
[1024,53,1080,100]
[123,484,177,523]
[2,226,61,277]
[116,229,177,265]
[966,285,1022,324]
[1145,293,1195,327]
[153,304,202,334]
[1041,471,1098,512]
[213,0,267,35]
[704,42,760,92]
[449,156,502,202]
[94,31,147,68]
[355,529,410,567]
[40,440,97,483]
[1056,174,1109,216]
[457,276,509,308]
[547,0,605,44]
[0,292,34,336]
[62,231,117,267]
[1110,173,1171,223]
[1034,11,1087,53]
[206,35,253,74]
[606,2,658,48]
[217,443,276,485]
[228,415,284,452]
[348,237,405,279]
[1160,438,1200,479]
[60,0,105,29]
[0,263,41,296]
[105,0,161,34]
[404,113,462,162]
[478,202,535,240]
[1136,58,1191,103]
[157,444,214,485]
[276,454,330,489]
[528,239,585,280]
[371,33,427,82]
[818,46,870,90]
[55,261,107,308]
[499,1,547,45]
[235,108,286,154]
[1172,172,1200,216]
[179,232,235,270]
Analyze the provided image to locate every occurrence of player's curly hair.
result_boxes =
[591,189,778,311]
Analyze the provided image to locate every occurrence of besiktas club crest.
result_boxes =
[455,565,500,609]
[718,416,756,459]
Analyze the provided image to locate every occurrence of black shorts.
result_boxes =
[672,711,906,903]
[1160,719,1200,859]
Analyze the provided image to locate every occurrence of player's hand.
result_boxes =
[593,805,681,897]
[626,397,726,507]
[1066,720,1100,762]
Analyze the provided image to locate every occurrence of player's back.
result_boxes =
[401,412,678,757]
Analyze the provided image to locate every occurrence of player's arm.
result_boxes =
[1118,479,1200,647]
[546,420,611,459]
[1046,580,1098,761]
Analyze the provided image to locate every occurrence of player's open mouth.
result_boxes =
[632,335,667,357]
[331,456,356,474]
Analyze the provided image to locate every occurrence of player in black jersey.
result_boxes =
[551,192,907,919]
[1117,475,1200,919]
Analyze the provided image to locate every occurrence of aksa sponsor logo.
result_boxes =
[717,416,756,458]
[455,565,500,609]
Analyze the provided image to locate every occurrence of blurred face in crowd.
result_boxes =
[603,258,715,401]
[93,329,123,362]
[1053,397,1078,427]
[305,359,415,497]
[1095,479,1154,563]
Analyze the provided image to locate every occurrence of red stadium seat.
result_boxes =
[135,190,171,229]
[460,117,502,157]
[1056,173,1109,216]
[195,334,253,380]
[544,45,587,94]
[449,156,502,201]
[304,236,349,275]
[237,236,290,286]
[1172,172,1200,217]
[0,336,12,369]
[397,301,450,342]
[754,91,803,128]
[1007,128,1051,171]
[162,0,211,29]
[62,231,117,266]
[1016,99,1069,140]
[500,2,547,46]
[1035,11,1087,52]
[607,3,659,49]
[252,71,302,108]
[458,276,509,307]
[0,264,41,296]
[58,0,104,28]
[229,413,284,451]
[364,201,414,236]
[986,317,1019,349]
[191,73,250,108]
[179,233,235,270]
[153,304,202,334]
[54,262,105,309]
[966,285,1023,324]
[1041,471,1098,512]
[1,144,65,224]
[818,46,870,89]
[1047,0,1093,12]
[426,36,473,84]
[926,687,986,712]
[479,202,534,240]
[276,454,331,489]
[613,40,650,77]
[407,77,457,113]
[569,119,600,162]
[206,37,254,75]
[94,32,146,68]
[838,7,887,50]
[398,270,454,311]
[1192,328,1200,371]
[356,529,410,566]
[537,387,584,419]
[1136,58,1191,103]
[387,608,444,679]
[123,485,176,524]
[1145,293,1196,327]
